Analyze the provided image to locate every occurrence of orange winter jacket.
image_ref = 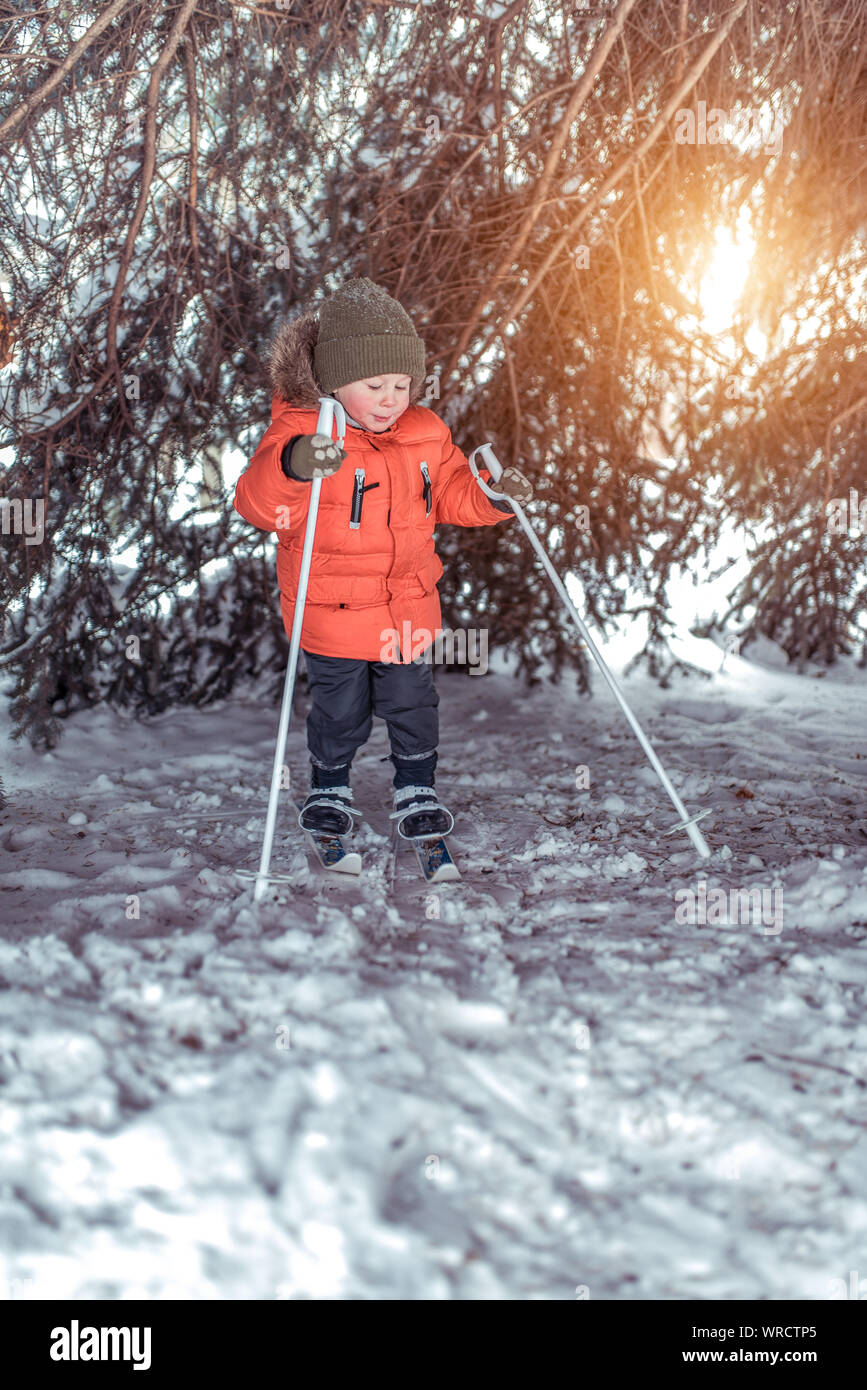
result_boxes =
[233,395,510,662]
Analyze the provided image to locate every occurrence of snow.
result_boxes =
[0,640,865,1300]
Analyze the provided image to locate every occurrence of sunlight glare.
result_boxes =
[698,214,755,335]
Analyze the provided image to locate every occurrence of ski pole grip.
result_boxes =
[468,442,507,499]
[316,396,347,446]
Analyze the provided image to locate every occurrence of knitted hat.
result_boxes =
[313,277,426,394]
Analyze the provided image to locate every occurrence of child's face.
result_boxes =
[334,374,412,431]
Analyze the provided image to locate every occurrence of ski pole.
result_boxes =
[468,442,711,859]
[253,396,347,902]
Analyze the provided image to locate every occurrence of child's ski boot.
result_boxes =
[298,785,358,836]
[390,784,455,840]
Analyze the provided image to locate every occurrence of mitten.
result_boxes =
[490,466,533,509]
[285,433,346,481]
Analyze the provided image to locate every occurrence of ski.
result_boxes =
[410,834,461,883]
[292,802,459,882]
[294,801,362,875]
[301,824,362,875]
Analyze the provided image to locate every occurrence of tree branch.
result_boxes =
[453,0,749,385]
[446,0,639,375]
[0,0,130,143]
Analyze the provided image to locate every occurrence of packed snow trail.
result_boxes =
[1,642,866,1300]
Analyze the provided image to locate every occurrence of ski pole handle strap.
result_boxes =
[467,442,507,500]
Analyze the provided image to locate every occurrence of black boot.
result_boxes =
[299,782,357,836]
[391,784,454,840]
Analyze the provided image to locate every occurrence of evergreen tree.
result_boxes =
[1,0,864,748]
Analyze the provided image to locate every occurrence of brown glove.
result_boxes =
[490,466,533,505]
[288,433,347,480]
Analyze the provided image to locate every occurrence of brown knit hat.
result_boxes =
[313,277,426,394]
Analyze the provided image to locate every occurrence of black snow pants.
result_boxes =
[301,650,439,790]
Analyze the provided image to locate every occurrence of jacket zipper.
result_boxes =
[350,469,365,528]
[420,461,432,517]
[349,468,380,528]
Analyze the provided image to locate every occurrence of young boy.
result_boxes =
[233,277,532,840]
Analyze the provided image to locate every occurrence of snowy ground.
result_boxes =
[1,639,866,1301]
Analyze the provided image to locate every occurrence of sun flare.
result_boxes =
[698,215,756,335]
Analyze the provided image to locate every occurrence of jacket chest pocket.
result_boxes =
[349,468,381,529]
